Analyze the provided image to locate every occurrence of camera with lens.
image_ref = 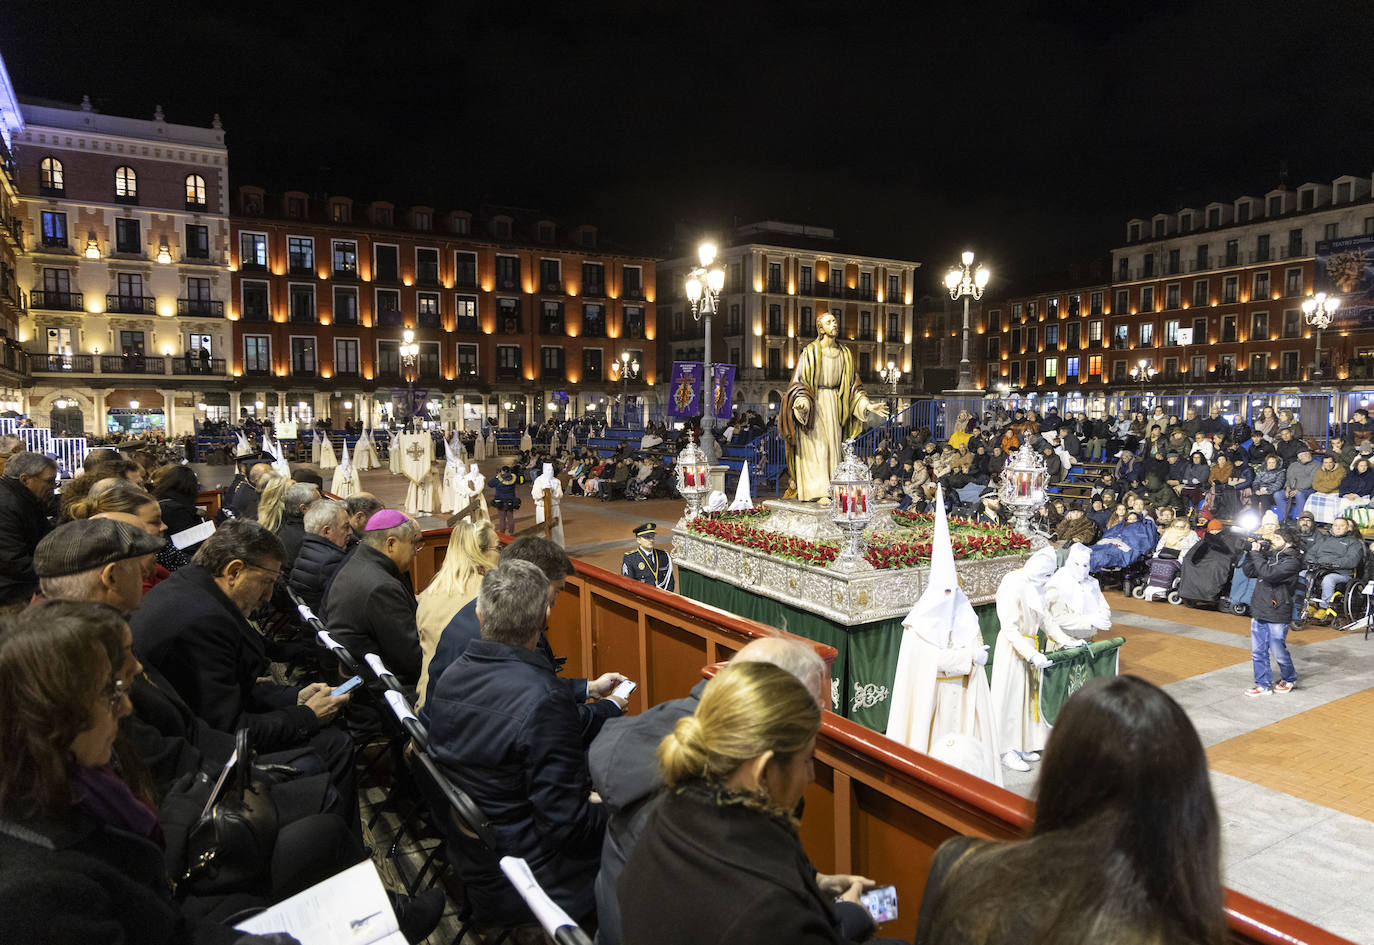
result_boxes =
[1249,537,1273,552]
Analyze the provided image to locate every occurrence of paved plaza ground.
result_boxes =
[203,457,1374,943]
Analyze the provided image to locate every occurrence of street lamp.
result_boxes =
[944,250,991,391]
[399,328,420,429]
[1302,291,1340,382]
[684,242,726,462]
[1130,357,1156,405]
[878,359,902,416]
[613,350,641,427]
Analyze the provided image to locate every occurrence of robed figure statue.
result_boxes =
[780,310,888,502]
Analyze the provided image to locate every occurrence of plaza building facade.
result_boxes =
[11,97,230,436]
[228,188,657,430]
[0,57,29,409]
[975,173,1374,404]
[657,221,921,419]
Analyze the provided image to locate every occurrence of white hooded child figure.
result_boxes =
[473,428,486,461]
[1044,542,1112,645]
[728,467,754,511]
[989,545,1084,772]
[355,430,381,470]
[331,438,358,499]
[318,431,338,470]
[531,461,564,546]
[885,486,1003,786]
[441,434,465,514]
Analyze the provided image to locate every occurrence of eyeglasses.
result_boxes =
[244,563,282,582]
[104,678,127,713]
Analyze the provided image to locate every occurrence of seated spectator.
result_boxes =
[132,519,351,754]
[1251,453,1285,512]
[1141,472,1178,510]
[619,660,871,945]
[151,464,208,552]
[1304,453,1347,524]
[254,474,290,531]
[1190,431,1215,463]
[324,510,424,689]
[1088,511,1159,572]
[913,676,1222,945]
[228,458,273,522]
[1303,514,1366,619]
[1340,455,1374,503]
[1155,516,1200,558]
[1278,446,1318,521]
[275,481,321,569]
[415,520,498,708]
[1276,408,1303,439]
[69,479,186,581]
[1274,426,1303,465]
[1328,435,1355,470]
[0,452,58,612]
[1055,506,1098,545]
[429,560,610,928]
[1253,405,1278,441]
[343,492,384,543]
[1350,408,1374,445]
[588,638,867,945]
[0,601,279,944]
[1177,451,1211,507]
[287,498,351,614]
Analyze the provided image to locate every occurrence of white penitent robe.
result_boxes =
[531,462,564,546]
[319,435,338,470]
[886,487,1002,785]
[355,432,380,470]
[464,464,490,521]
[331,441,359,499]
[989,548,1080,756]
[1044,542,1112,645]
[519,430,533,453]
[310,432,321,464]
[441,442,464,514]
[389,430,403,475]
[473,433,486,461]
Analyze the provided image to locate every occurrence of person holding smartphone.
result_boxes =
[1241,526,1301,696]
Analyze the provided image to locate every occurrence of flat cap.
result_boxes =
[34,519,164,577]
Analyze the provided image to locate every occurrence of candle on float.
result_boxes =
[839,488,849,513]
[858,488,867,513]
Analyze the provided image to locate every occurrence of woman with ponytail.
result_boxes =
[619,660,863,945]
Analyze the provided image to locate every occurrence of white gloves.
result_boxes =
[1068,637,1091,648]
[973,644,989,667]
[1031,652,1053,669]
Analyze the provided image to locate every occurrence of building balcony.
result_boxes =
[34,354,94,373]
[582,284,606,299]
[240,309,271,323]
[170,357,227,376]
[494,367,523,382]
[101,355,166,375]
[39,236,70,251]
[542,282,564,295]
[417,312,442,329]
[332,267,358,280]
[288,264,315,277]
[106,294,157,315]
[178,298,225,317]
[30,290,84,312]
[455,273,478,289]
[416,273,441,288]
[186,200,208,213]
[0,344,28,376]
[1,217,21,249]
[623,287,644,301]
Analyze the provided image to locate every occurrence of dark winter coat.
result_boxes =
[322,543,421,687]
[428,639,607,926]
[132,565,321,752]
[287,533,348,615]
[0,475,53,605]
[1243,546,1302,624]
[274,508,306,570]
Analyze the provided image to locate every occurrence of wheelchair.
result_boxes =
[1293,565,1367,628]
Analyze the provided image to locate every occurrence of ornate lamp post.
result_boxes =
[944,251,991,391]
[685,242,726,463]
[1302,291,1340,381]
[399,328,420,429]
[613,350,641,427]
[998,443,1049,540]
[675,436,713,521]
[829,439,874,570]
[879,359,902,416]
[1129,357,1156,405]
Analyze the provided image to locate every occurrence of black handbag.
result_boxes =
[179,728,279,896]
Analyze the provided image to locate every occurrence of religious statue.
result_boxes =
[780,310,888,502]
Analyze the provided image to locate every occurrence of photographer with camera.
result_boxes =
[1241,526,1301,696]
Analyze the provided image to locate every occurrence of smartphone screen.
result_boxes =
[331,675,363,697]
[611,679,638,701]
[860,885,898,924]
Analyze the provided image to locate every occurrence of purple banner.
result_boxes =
[667,362,702,418]
[711,364,735,420]
[1316,234,1374,330]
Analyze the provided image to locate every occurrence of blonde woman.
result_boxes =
[254,474,290,532]
[415,520,499,706]
[619,660,864,945]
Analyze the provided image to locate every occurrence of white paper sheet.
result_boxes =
[234,861,400,945]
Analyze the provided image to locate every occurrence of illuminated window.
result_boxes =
[185,174,207,209]
[40,156,64,192]
[114,166,137,201]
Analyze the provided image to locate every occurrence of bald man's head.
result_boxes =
[732,636,829,707]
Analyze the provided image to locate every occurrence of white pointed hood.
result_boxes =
[729,467,753,510]
[901,486,980,649]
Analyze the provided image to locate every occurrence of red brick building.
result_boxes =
[229,188,657,428]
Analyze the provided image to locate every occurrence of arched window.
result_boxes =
[185,174,206,209]
[40,156,64,192]
[114,165,137,200]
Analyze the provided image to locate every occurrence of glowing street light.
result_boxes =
[945,250,991,391]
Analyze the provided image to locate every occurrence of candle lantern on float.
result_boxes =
[829,438,874,568]
[998,442,1049,539]
[675,436,712,520]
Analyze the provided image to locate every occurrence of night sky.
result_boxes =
[5,0,1374,292]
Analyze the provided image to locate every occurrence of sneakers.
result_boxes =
[1001,751,1032,772]
[1244,685,1271,697]
[1017,750,1042,762]
[1274,680,1295,694]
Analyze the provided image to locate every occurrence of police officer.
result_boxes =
[621,522,673,592]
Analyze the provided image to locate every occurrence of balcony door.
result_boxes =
[117,273,144,304]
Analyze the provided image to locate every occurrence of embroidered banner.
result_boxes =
[711,364,736,421]
[668,362,703,418]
